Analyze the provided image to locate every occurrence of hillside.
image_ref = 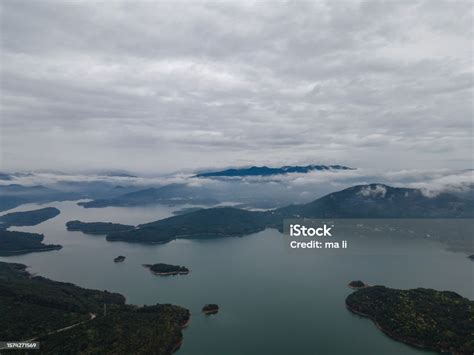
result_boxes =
[0,230,62,255]
[104,184,474,245]
[107,207,269,243]
[273,184,474,219]
[0,262,190,354]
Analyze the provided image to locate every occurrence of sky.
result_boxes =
[1,0,473,174]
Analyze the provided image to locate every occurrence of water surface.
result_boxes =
[1,201,472,355]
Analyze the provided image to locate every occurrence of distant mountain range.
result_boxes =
[106,184,474,244]
[194,164,354,178]
[78,184,218,208]
[0,185,80,212]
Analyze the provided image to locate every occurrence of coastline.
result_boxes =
[345,303,440,353]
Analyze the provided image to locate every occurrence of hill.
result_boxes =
[107,207,269,243]
[0,262,190,354]
[0,230,62,255]
[104,184,473,245]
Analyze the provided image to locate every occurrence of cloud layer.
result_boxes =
[1,0,472,173]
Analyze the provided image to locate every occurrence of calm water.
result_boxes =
[1,201,473,355]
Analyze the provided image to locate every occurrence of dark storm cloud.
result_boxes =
[0,0,472,173]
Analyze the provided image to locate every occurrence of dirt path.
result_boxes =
[24,313,96,342]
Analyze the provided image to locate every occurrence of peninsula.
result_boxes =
[66,220,134,234]
[0,207,60,229]
[0,261,190,354]
[0,230,62,256]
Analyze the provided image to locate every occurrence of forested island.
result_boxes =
[346,285,474,353]
[0,230,62,255]
[0,262,190,354]
[0,207,60,229]
[144,263,190,276]
[66,220,135,234]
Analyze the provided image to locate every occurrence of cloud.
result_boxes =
[1,0,472,173]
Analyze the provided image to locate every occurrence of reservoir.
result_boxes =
[1,201,472,355]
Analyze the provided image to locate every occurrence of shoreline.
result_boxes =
[345,304,440,353]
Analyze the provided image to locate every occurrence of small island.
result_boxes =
[0,230,62,256]
[114,256,126,263]
[202,304,219,315]
[66,220,134,235]
[348,280,369,289]
[143,263,190,276]
[0,207,60,229]
[346,285,474,353]
[468,255,474,260]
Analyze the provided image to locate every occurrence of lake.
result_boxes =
[1,201,472,355]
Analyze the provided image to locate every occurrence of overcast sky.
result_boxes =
[1,0,472,174]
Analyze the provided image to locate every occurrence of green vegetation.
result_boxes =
[202,304,219,314]
[107,207,269,244]
[346,285,474,353]
[104,185,473,246]
[66,220,134,234]
[0,262,190,354]
[0,207,60,228]
[0,230,62,255]
[144,263,189,275]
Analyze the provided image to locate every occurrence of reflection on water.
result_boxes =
[1,201,472,355]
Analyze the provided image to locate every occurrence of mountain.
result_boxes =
[0,185,80,212]
[104,184,474,244]
[79,184,218,208]
[273,184,474,219]
[195,164,354,178]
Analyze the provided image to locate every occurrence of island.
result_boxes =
[348,280,369,289]
[468,255,474,260]
[66,220,134,235]
[0,230,62,256]
[202,304,219,315]
[0,261,190,354]
[143,263,190,276]
[114,255,126,263]
[346,285,474,353]
[0,207,60,229]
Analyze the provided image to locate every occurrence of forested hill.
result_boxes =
[0,262,190,354]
